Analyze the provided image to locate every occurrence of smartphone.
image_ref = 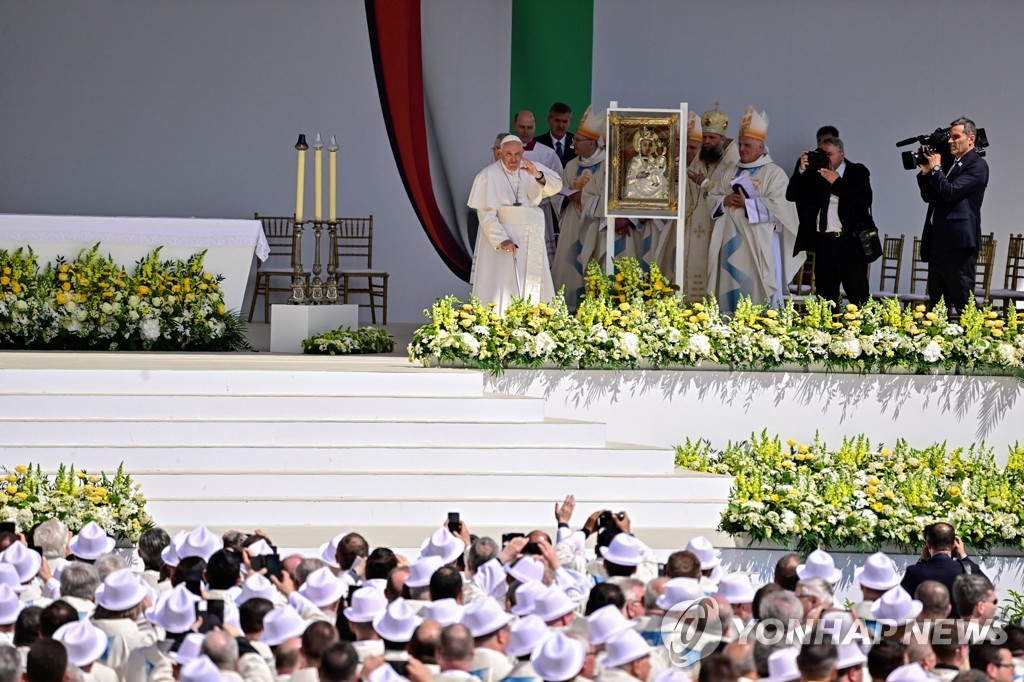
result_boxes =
[522,542,542,556]
[501,532,526,546]
[0,522,16,534]
[253,553,283,580]
[448,512,461,535]
[206,599,225,627]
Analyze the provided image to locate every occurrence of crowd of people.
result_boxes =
[467,103,988,317]
[0,501,1016,682]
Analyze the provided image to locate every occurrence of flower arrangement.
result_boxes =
[676,432,1024,554]
[408,256,1024,377]
[303,326,395,355]
[0,464,152,542]
[0,244,250,351]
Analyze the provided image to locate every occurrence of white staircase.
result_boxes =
[0,354,732,552]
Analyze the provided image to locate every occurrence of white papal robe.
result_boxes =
[706,151,803,313]
[468,160,562,314]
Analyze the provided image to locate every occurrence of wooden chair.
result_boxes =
[788,252,815,296]
[247,214,308,322]
[334,216,389,324]
[898,236,929,305]
[871,234,905,299]
[987,234,1024,312]
[973,232,997,304]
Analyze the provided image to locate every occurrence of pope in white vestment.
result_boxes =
[707,108,802,313]
[468,135,563,315]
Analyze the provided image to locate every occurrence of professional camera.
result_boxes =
[598,510,624,530]
[897,125,989,170]
[805,148,830,171]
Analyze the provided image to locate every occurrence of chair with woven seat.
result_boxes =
[871,234,904,299]
[787,252,815,309]
[988,233,1024,313]
[334,215,388,324]
[972,232,997,305]
[247,214,309,322]
[898,236,930,305]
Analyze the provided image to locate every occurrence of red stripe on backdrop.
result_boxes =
[365,0,472,282]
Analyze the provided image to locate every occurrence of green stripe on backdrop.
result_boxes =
[510,0,594,134]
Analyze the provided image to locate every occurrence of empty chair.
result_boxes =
[987,234,1024,313]
[870,234,904,299]
[334,216,389,324]
[247,214,309,322]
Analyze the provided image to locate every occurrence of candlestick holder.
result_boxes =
[325,220,340,303]
[288,218,308,304]
[309,220,326,302]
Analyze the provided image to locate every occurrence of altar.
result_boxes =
[0,214,269,314]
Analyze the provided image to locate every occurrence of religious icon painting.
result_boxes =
[606,109,682,219]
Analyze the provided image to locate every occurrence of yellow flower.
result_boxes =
[948,486,962,497]
[867,476,881,486]
[787,489,800,497]
[5,485,16,494]
[56,293,67,305]
[138,285,150,295]
[199,283,209,291]
[10,282,20,293]
[846,303,858,312]
[619,302,630,311]
[0,276,9,286]
[59,264,69,273]
[880,448,892,457]
[217,304,226,315]
[988,311,999,319]
[797,444,808,454]
[4,475,15,483]
[75,472,86,479]
[14,466,26,474]
[88,475,100,483]
[203,273,214,281]
[915,305,926,312]
[1,267,9,275]
[926,312,937,321]
[61,282,71,292]
[992,329,1003,337]
[693,303,704,312]
[770,494,781,502]
[786,439,797,447]
[14,493,27,500]
[615,274,624,282]
[872,502,884,513]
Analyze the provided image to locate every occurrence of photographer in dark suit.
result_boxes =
[786,136,872,304]
[917,117,989,313]
[900,522,986,618]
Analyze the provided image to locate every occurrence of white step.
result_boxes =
[0,368,483,398]
[0,393,545,422]
[130,471,733,501]
[146,498,727,529]
[0,418,606,447]
[4,444,676,475]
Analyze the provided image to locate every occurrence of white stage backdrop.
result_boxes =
[2,1,1023,320]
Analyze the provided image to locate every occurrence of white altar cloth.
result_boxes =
[0,214,269,314]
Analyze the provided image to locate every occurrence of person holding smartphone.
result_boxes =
[900,522,986,617]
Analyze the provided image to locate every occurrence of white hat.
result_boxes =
[837,643,868,670]
[261,606,310,646]
[796,549,842,584]
[687,111,703,142]
[146,584,201,633]
[0,564,26,593]
[0,542,41,583]
[162,530,188,568]
[366,664,407,682]
[235,572,277,606]
[373,597,422,643]
[319,533,343,569]
[654,669,694,682]
[533,586,575,623]
[598,535,644,567]
[507,615,550,658]
[739,106,769,142]
[855,552,901,592]
[507,557,546,584]
[587,604,635,646]
[420,528,465,565]
[763,648,801,682]
[511,580,546,617]
[0,584,24,625]
[887,663,932,682]
[715,573,755,605]
[247,539,274,556]
[69,521,117,561]
[530,632,586,682]
[53,619,108,666]
[656,578,704,611]
[501,135,524,147]
[602,628,654,669]
[297,567,345,608]
[422,598,463,626]
[95,568,147,611]
[178,526,223,562]
[170,633,206,665]
[871,587,923,626]
[684,537,721,570]
[461,597,513,638]
[344,586,387,623]
[180,655,223,682]
[405,555,444,589]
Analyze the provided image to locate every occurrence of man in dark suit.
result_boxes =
[900,522,986,617]
[918,117,989,312]
[786,136,872,304]
[534,102,575,168]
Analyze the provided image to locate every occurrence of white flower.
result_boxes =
[687,333,712,356]
[151,297,163,307]
[842,338,861,358]
[14,300,27,311]
[128,295,140,307]
[63,300,76,312]
[998,343,1018,366]
[922,341,943,363]
[471,325,490,336]
[101,303,113,314]
[762,336,783,358]
[460,332,481,355]
[139,318,161,341]
[535,331,556,354]
[619,332,640,358]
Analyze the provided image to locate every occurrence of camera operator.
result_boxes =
[917,117,989,313]
[786,136,872,304]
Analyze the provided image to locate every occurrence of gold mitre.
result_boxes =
[687,111,702,141]
[701,104,728,136]
[739,105,769,142]
[575,105,605,142]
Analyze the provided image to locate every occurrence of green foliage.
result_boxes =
[303,326,395,355]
